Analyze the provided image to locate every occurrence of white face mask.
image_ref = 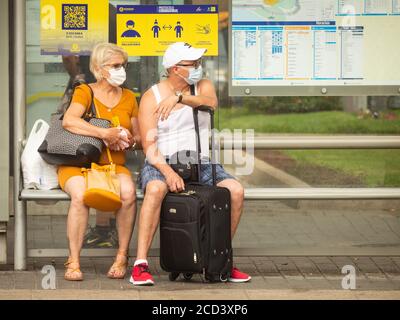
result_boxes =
[106,67,126,87]
[180,66,203,85]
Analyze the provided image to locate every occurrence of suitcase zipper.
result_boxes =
[176,190,196,196]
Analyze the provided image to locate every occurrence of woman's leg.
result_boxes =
[108,174,136,278]
[115,174,137,253]
[63,175,90,279]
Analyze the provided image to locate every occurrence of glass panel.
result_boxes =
[26,0,69,132]
[233,198,400,255]
[221,149,400,188]
[217,99,400,134]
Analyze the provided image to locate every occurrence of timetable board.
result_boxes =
[230,0,400,96]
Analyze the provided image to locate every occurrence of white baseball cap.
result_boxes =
[162,42,207,69]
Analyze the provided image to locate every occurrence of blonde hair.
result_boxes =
[90,42,128,80]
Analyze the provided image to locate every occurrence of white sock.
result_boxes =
[134,259,148,267]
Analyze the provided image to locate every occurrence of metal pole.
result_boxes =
[220,135,400,150]
[0,0,10,265]
[13,0,27,271]
[20,187,400,201]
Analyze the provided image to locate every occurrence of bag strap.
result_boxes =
[85,84,98,118]
[105,148,114,165]
[191,84,201,165]
[86,84,114,165]
[61,82,96,118]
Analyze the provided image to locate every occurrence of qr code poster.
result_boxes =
[62,4,88,30]
[40,0,108,55]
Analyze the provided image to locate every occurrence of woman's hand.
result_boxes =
[154,95,179,121]
[119,127,132,144]
[101,127,123,146]
[105,127,132,151]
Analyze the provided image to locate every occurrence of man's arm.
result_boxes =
[139,90,185,192]
[155,78,218,121]
[179,78,218,109]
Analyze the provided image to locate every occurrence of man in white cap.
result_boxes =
[130,42,251,285]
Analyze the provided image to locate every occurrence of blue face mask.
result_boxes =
[181,66,203,85]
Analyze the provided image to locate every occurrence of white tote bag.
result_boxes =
[21,119,59,190]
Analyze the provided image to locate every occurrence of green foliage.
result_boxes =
[239,96,342,114]
[285,150,400,187]
[217,110,400,134]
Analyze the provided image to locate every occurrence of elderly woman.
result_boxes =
[59,43,140,281]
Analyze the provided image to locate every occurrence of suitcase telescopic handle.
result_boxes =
[193,105,217,187]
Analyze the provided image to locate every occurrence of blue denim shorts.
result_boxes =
[138,160,235,192]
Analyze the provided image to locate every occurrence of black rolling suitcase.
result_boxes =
[159,106,233,282]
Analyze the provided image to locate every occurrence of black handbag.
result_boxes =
[167,149,199,182]
[38,83,110,168]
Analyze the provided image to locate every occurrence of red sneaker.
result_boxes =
[129,263,154,286]
[228,267,251,283]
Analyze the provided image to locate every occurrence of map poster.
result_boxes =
[116,5,219,56]
[40,0,109,55]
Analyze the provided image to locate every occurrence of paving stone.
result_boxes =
[78,277,100,290]
[289,257,321,276]
[309,256,334,264]
[253,262,279,274]
[56,277,81,290]
[0,274,14,289]
[286,279,313,290]
[305,278,334,289]
[99,278,127,290]
[365,273,388,281]
[262,277,290,289]
[14,272,36,290]
[391,257,400,268]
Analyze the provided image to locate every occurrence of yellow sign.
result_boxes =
[117,5,218,56]
[40,0,108,55]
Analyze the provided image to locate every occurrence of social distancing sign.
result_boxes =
[116,5,218,56]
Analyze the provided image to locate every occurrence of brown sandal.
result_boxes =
[107,251,129,279]
[64,258,83,281]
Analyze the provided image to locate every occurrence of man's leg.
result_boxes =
[130,179,168,285]
[136,180,168,260]
[216,178,244,239]
[216,178,250,283]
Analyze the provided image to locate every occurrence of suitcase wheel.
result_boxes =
[169,272,180,281]
[220,273,228,282]
[206,273,229,283]
[183,273,193,281]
